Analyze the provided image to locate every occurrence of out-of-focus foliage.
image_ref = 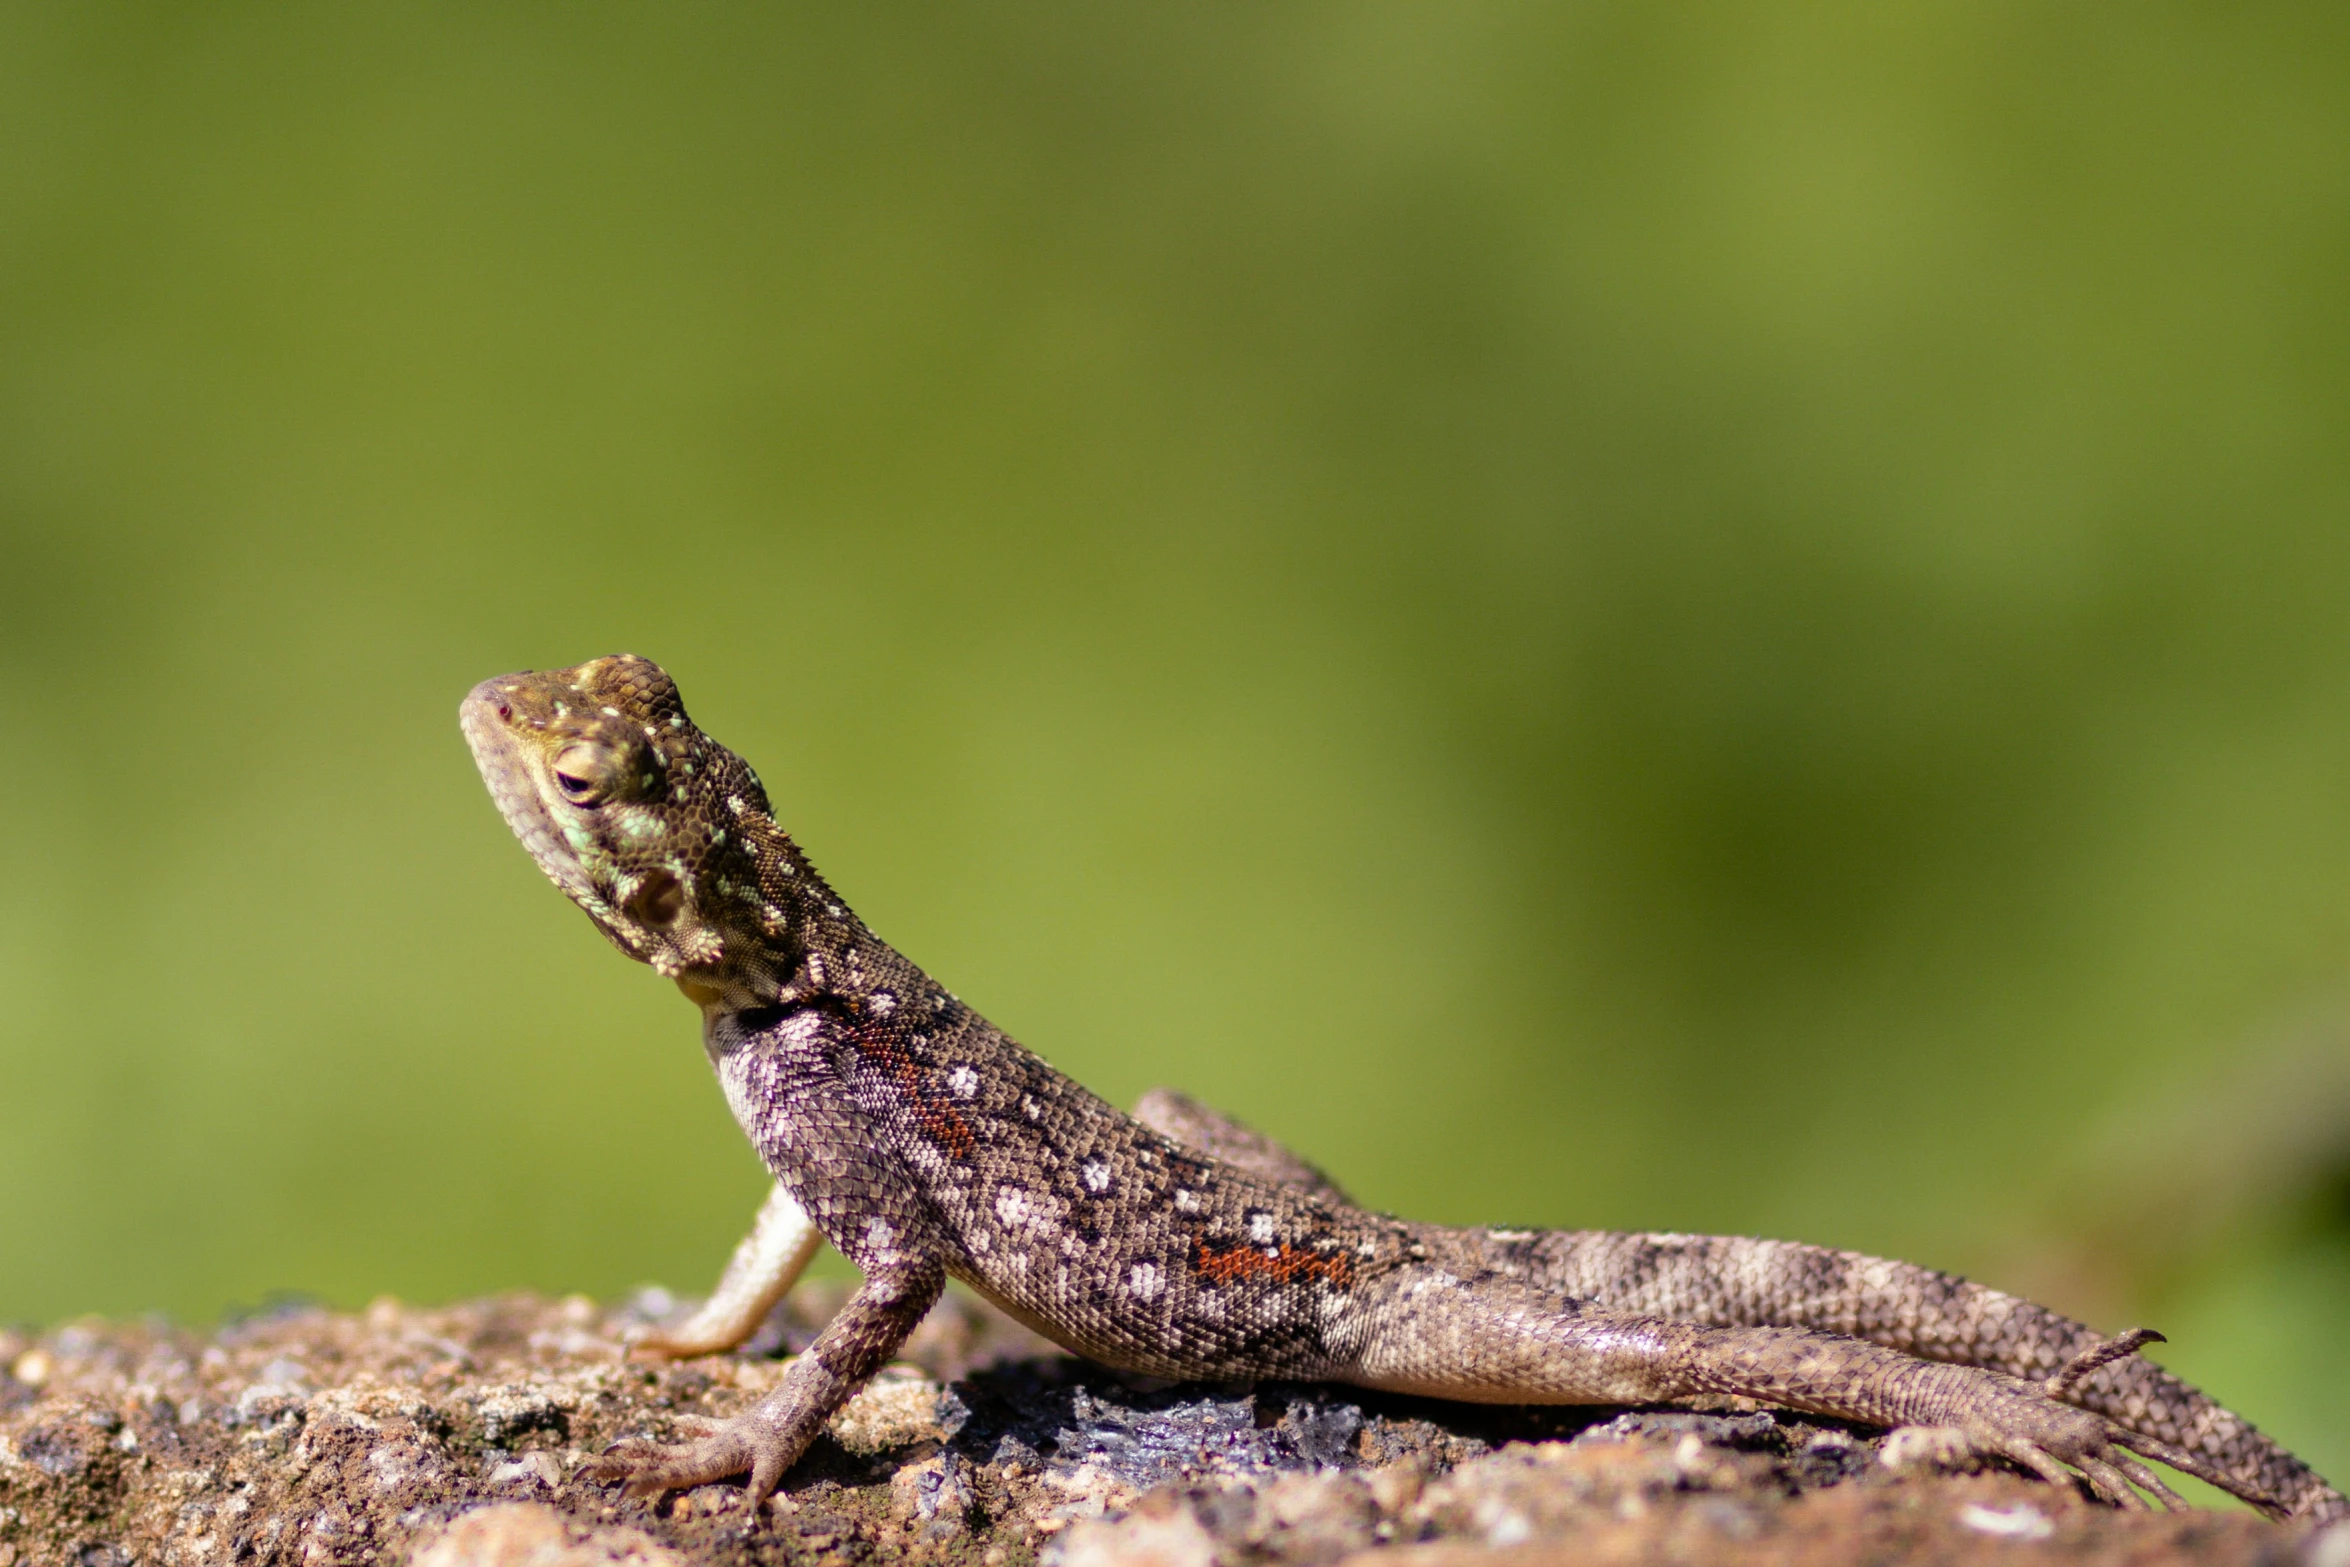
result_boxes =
[4,2,2348,1484]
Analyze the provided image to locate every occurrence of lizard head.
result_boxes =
[461,654,801,1004]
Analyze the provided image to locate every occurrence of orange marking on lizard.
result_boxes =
[850,1020,976,1160]
[1194,1238,1353,1287]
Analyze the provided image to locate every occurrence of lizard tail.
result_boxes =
[1512,1228,2345,1521]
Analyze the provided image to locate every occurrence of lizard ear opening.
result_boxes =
[625,868,686,928]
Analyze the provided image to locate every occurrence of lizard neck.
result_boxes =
[683,813,933,1024]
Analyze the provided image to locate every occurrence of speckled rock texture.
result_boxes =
[0,1287,2335,1566]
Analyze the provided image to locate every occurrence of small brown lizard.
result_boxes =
[462,653,2345,1523]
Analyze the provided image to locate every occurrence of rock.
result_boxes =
[411,1503,683,1566]
[0,1287,2308,1565]
[1051,1488,1221,1567]
[827,1366,949,1454]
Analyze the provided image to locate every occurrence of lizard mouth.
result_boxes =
[460,679,604,911]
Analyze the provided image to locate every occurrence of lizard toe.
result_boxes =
[576,1414,816,1509]
[577,1425,762,1500]
[2073,1453,2150,1509]
[745,1443,792,1512]
[2107,1451,2185,1510]
[1981,1433,2078,1495]
[1938,1386,2178,1509]
[1984,1396,2183,1509]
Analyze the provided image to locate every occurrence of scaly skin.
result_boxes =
[461,654,2344,1524]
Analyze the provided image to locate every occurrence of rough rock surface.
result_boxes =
[0,1287,2336,1566]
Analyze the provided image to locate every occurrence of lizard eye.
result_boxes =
[551,743,615,805]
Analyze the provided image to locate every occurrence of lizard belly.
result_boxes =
[945,1264,1207,1380]
[936,1206,1376,1384]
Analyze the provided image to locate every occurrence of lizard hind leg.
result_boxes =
[628,1183,823,1362]
[1527,1229,2341,1518]
[1344,1278,2179,1511]
[1132,1087,1354,1206]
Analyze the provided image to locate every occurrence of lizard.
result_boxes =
[461,653,2347,1524]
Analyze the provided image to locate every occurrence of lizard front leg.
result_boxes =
[581,1004,956,1508]
[629,1182,824,1361]
[1347,1274,2180,1508]
[584,1253,946,1508]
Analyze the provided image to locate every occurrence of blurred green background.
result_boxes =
[6,1,2350,1488]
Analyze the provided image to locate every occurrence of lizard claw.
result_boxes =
[574,1416,802,1509]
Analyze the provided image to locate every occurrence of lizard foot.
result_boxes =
[1988,1430,2182,1511]
[623,1327,737,1363]
[576,1414,804,1510]
[1902,1390,2186,1511]
[1866,1326,2185,1510]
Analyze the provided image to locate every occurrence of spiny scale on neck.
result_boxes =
[460,653,877,1014]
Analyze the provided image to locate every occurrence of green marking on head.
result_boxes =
[460,653,803,998]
